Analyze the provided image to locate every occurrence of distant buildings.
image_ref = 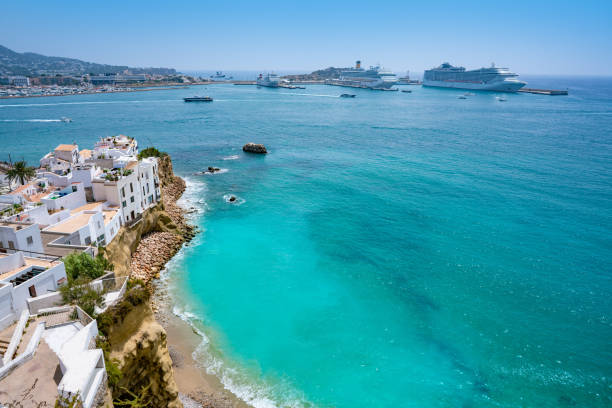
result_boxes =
[88,73,148,85]
[8,76,29,87]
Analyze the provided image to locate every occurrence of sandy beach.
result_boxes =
[153,285,251,408]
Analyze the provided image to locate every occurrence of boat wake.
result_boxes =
[0,119,62,122]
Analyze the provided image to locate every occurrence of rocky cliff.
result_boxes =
[98,289,181,407]
[96,152,192,407]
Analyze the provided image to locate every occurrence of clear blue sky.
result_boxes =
[1,0,611,75]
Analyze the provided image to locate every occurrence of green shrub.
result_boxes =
[138,146,167,160]
[63,252,109,282]
[59,276,105,317]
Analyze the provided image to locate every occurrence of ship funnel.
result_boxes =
[356,60,361,69]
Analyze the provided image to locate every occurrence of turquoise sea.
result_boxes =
[1,78,611,407]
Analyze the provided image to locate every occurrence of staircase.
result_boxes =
[0,338,9,358]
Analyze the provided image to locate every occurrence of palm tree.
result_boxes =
[6,160,36,189]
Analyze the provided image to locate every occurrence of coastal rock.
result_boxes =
[242,142,267,154]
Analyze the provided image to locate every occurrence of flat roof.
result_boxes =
[0,254,58,281]
[102,210,118,226]
[70,202,104,215]
[55,144,77,152]
[0,222,35,231]
[45,212,96,234]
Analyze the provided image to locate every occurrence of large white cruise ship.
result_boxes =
[256,73,280,88]
[327,61,398,89]
[423,63,526,92]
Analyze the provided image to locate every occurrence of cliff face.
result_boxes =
[97,153,189,407]
[102,203,179,276]
[102,301,181,407]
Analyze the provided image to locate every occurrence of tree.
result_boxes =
[6,160,36,188]
[63,252,111,282]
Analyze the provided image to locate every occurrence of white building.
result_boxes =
[92,162,143,224]
[40,182,87,212]
[0,222,44,256]
[0,252,67,327]
[42,203,121,247]
[8,76,30,87]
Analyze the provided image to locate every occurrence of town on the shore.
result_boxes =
[0,135,173,405]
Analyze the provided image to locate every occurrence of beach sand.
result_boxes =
[153,285,251,408]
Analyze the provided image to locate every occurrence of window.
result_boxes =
[8,241,15,250]
[122,200,127,208]
[130,196,134,203]
[121,186,125,197]
[84,236,91,245]
[27,236,33,245]
[146,184,150,194]
[130,183,133,193]
[72,185,77,192]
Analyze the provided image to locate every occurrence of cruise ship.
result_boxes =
[327,61,398,89]
[256,73,280,88]
[423,63,526,92]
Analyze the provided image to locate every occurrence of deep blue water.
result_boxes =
[1,77,611,407]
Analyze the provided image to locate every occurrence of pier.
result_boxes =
[518,88,568,95]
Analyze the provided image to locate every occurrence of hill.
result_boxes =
[282,66,350,81]
[0,45,176,76]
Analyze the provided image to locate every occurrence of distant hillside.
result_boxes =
[0,45,176,76]
[282,67,350,81]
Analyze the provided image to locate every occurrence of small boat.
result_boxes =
[340,94,356,98]
[61,117,72,122]
[457,95,467,99]
[401,89,412,93]
[496,96,507,102]
[184,96,213,102]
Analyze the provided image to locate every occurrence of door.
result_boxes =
[28,285,37,297]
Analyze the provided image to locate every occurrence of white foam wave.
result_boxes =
[172,303,310,408]
[158,174,312,408]
[223,194,245,205]
[222,155,240,160]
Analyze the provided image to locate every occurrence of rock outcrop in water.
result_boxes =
[242,142,267,154]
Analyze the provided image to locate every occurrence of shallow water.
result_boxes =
[1,78,611,407]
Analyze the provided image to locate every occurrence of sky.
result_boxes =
[1,0,611,76]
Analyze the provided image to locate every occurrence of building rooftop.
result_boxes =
[55,144,77,152]
[45,212,96,235]
[0,253,58,281]
[70,202,104,215]
[102,210,118,225]
[79,149,93,160]
[0,221,35,231]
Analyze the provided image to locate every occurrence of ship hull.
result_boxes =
[256,80,280,88]
[327,78,397,90]
[422,79,526,92]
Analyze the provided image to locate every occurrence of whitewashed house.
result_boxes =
[0,222,44,256]
[0,252,67,325]
[41,182,87,212]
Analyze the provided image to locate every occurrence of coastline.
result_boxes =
[129,165,251,408]
[0,84,191,100]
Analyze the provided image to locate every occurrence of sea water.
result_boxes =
[1,78,611,407]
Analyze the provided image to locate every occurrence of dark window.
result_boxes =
[130,196,134,203]
[130,183,133,193]
[122,201,127,208]
[72,185,77,192]
[27,236,33,245]
[121,187,125,197]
